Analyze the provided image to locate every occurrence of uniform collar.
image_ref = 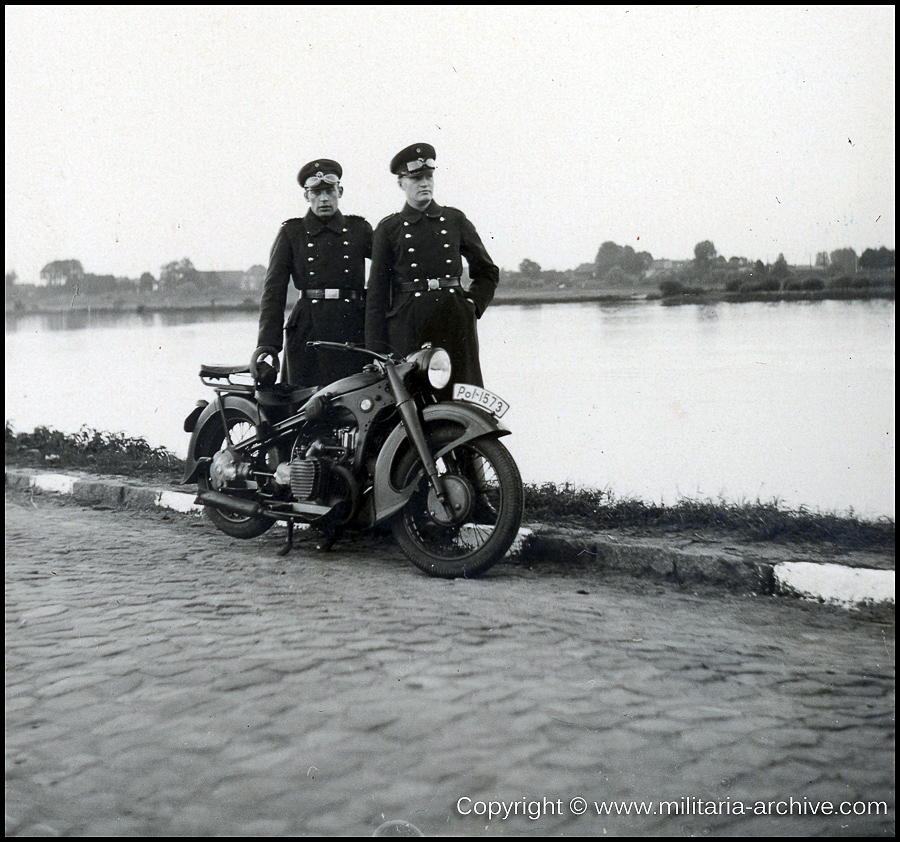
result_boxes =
[304,209,345,235]
[400,200,443,222]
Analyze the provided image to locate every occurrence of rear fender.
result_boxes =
[181,394,262,484]
[371,401,510,521]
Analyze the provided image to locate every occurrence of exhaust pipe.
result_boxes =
[195,490,265,518]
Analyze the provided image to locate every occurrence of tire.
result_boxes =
[196,408,274,539]
[391,427,524,578]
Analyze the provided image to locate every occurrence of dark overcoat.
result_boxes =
[364,201,499,391]
[257,210,373,387]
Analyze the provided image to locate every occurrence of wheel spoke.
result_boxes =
[402,436,510,561]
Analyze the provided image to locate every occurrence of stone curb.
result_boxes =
[6,468,894,611]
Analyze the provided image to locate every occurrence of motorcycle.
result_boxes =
[181,341,524,578]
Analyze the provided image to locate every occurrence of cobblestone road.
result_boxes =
[5,491,895,836]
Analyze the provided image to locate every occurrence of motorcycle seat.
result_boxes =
[255,384,319,407]
[199,363,251,378]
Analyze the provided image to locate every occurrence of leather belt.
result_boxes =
[298,288,363,300]
[398,277,461,293]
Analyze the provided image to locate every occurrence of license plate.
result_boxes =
[452,383,510,418]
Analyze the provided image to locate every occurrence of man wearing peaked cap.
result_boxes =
[254,158,373,387]
[365,143,499,392]
[297,158,342,185]
[389,143,437,176]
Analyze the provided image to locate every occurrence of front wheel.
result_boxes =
[196,408,274,539]
[392,430,524,578]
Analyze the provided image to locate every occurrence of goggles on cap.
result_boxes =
[403,157,436,174]
[304,172,341,189]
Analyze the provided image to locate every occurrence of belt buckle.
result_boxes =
[325,288,340,300]
[427,278,440,291]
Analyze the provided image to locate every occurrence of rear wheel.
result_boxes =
[391,428,524,578]
[197,408,274,539]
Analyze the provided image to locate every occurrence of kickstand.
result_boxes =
[277,521,294,557]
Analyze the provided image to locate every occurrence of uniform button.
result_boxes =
[441,230,447,234]
[405,233,412,238]
[449,287,456,293]
[344,268,349,273]
[414,292,421,297]
[308,243,313,248]
[411,263,417,268]
[343,255,349,259]
[444,244,449,248]
[446,259,452,264]
[440,217,445,222]
[408,248,415,253]
[403,221,409,226]
[344,241,349,246]
[342,228,348,233]
[308,257,314,261]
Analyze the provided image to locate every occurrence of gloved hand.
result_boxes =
[250,345,280,384]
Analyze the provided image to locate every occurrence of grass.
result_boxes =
[5,421,182,482]
[524,482,895,552]
[6,423,894,552]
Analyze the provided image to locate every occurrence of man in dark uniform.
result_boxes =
[253,159,373,386]
[364,143,499,393]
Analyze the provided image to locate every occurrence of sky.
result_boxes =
[5,5,896,285]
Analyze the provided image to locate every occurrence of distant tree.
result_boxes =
[159,258,200,292]
[815,251,830,269]
[595,241,624,276]
[693,240,717,265]
[40,259,84,287]
[753,259,768,277]
[771,253,790,280]
[859,247,895,270]
[139,272,156,293]
[604,265,630,286]
[5,270,17,288]
[620,246,645,276]
[829,248,857,275]
[519,258,541,276]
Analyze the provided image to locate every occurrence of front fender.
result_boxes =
[181,394,262,484]
[371,401,510,521]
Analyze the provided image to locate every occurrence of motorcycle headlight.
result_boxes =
[426,348,452,390]
[408,345,453,390]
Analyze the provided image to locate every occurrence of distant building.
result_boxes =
[645,258,689,278]
[573,262,596,280]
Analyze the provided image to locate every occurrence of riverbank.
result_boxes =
[5,283,895,318]
[6,423,893,555]
[660,287,895,306]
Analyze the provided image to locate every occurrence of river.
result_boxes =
[5,299,894,518]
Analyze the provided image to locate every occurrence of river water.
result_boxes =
[5,299,894,518]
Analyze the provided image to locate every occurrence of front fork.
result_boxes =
[385,365,453,516]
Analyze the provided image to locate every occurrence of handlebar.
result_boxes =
[306,340,395,364]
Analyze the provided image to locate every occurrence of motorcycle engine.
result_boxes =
[290,456,324,502]
[277,430,355,504]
